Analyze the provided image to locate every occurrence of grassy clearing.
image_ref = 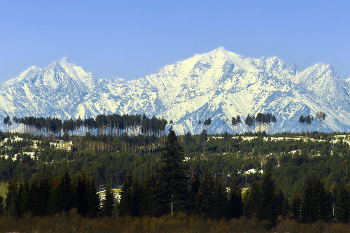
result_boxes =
[0,182,8,198]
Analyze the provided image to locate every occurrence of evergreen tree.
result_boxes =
[271,115,277,134]
[5,179,19,217]
[38,171,52,216]
[130,179,142,217]
[119,172,134,217]
[305,115,314,132]
[227,175,243,219]
[139,172,158,216]
[335,182,350,223]
[257,166,278,227]
[49,169,74,214]
[30,175,40,216]
[316,111,326,133]
[76,173,89,217]
[188,173,201,215]
[299,115,305,133]
[195,170,216,218]
[59,169,74,213]
[3,115,12,132]
[86,177,99,218]
[291,192,302,222]
[276,188,290,217]
[214,177,228,219]
[102,183,115,217]
[157,130,190,215]
[243,180,259,219]
[301,173,332,223]
[18,178,30,217]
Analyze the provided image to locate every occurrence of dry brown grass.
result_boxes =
[1,213,350,233]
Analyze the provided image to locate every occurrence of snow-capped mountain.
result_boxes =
[1,48,350,134]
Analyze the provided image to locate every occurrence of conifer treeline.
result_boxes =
[2,130,350,227]
[116,131,350,226]
[5,114,167,137]
[4,171,100,218]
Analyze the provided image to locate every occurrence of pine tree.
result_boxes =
[243,179,260,219]
[188,173,201,215]
[157,130,190,215]
[214,177,228,219]
[30,175,40,216]
[257,166,278,227]
[276,188,290,217]
[5,179,19,217]
[227,175,243,219]
[195,170,216,218]
[18,178,30,217]
[130,179,142,217]
[102,183,115,217]
[59,169,74,213]
[86,177,99,218]
[119,171,134,217]
[335,182,350,223]
[139,172,158,216]
[38,171,52,216]
[301,173,332,223]
[49,169,74,214]
[76,173,89,217]
[291,192,302,222]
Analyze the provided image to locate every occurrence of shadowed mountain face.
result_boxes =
[1,48,350,134]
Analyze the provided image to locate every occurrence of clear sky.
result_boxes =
[0,0,349,83]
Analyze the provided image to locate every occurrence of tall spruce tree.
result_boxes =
[335,182,350,223]
[102,183,115,217]
[86,177,100,218]
[301,173,332,223]
[195,170,216,218]
[59,169,74,213]
[139,172,158,216]
[243,180,260,219]
[188,173,201,215]
[119,171,134,217]
[5,179,19,217]
[257,166,278,227]
[291,192,302,222]
[227,175,243,219]
[276,188,290,217]
[157,130,189,215]
[214,177,228,219]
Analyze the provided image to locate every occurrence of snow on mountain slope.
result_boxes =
[1,48,350,134]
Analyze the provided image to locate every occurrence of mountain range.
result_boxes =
[1,47,350,134]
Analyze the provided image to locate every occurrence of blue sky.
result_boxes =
[0,0,349,83]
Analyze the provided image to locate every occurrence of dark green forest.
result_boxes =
[2,113,350,231]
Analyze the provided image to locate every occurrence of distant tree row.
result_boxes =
[230,113,277,134]
[199,113,277,135]
[299,111,326,133]
[3,114,167,137]
[4,171,100,218]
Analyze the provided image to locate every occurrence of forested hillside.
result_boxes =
[2,114,350,231]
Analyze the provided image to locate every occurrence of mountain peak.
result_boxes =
[1,48,349,133]
[60,57,69,63]
[210,47,227,55]
[216,46,226,51]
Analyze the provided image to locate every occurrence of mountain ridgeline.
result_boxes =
[1,48,350,134]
